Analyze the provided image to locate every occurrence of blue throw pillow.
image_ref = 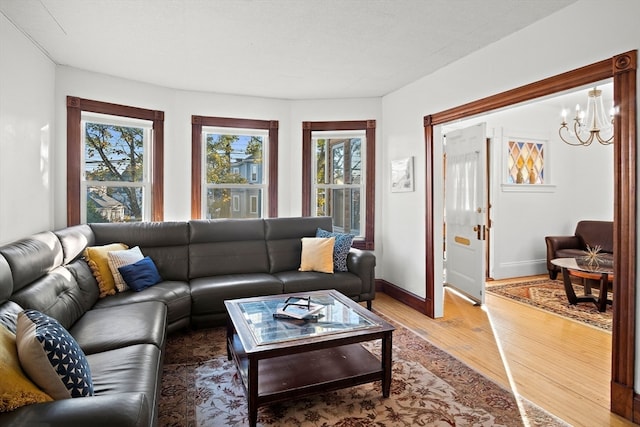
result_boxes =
[316,228,355,272]
[16,309,93,399]
[118,256,162,292]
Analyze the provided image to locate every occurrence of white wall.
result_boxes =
[380,0,638,315]
[0,14,56,244]
[381,0,639,390]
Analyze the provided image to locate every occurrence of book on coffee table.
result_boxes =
[273,298,324,320]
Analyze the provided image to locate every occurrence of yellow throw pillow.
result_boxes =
[84,243,128,298]
[0,325,52,412]
[299,237,335,274]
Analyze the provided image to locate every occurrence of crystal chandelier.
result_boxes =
[559,87,614,146]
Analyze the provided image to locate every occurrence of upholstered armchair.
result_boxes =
[545,220,613,279]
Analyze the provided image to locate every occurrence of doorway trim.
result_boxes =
[423,51,637,420]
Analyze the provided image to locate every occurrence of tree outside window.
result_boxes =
[66,97,164,226]
[83,120,151,222]
[303,120,375,250]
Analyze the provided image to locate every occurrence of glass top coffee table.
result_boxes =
[224,289,394,427]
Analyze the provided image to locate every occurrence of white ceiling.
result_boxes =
[1,0,577,100]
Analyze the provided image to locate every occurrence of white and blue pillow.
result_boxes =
[315,228,355,272]
[16,309,93,400]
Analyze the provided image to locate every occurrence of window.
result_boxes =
[67,97,164,225]
[303,120,375,250]
[507,140,545,184]
[191,116,278,219]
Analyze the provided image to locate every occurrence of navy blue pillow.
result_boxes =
[316,228,355,272]
[118,256,162,292]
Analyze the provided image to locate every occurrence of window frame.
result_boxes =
[302,120,376,250]
[67,96,164,225]
[191,116,278,218]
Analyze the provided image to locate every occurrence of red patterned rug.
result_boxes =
[158,317,569,426]
[486,278,612,331]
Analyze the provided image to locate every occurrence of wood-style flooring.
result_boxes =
[373,275,635,427]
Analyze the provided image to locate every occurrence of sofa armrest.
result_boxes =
[546,235,581,252]
[545,235,582,277]
[347,248,376,301]
[0,392,151,427]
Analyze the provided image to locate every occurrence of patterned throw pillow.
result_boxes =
[84,243,128,298]
[298,237,335,274]
[316,228,355,272]
[0,325,53,411]
[107,246,144,292]
[16,310,93,400]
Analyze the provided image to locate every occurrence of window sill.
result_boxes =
[501,184,556,193]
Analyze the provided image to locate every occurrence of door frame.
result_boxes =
[423,51,637,420]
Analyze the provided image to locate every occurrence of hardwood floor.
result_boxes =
[373,276,635,427]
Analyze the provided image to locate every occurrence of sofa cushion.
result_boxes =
[16,310,93,400]
[108,246,144,292]
[86,344,161,421]
[276,270,363,298]
[91,281,191,334]
[575,220,614,253]
[0,325,53,411]
[189,219,269,277]
[298,237,335,274]
[190,273,283,319]
[0,232,63,292]
[54,224,95,265]
[84,243,128,298]
[69,301,166,355]
[316,228,354,272]
[91,222,190,281]
[265,216,333,273]
[10,265,90,331]
[118,257,162,292]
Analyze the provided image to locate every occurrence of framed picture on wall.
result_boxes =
[391,157,414,192]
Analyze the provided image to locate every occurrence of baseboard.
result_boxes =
[632,389,640,423]
[375,279,428,315]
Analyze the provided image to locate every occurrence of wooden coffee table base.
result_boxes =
[561,267,612,312]
[228,332,392,427]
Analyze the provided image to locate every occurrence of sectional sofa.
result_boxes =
[0,216,375,426]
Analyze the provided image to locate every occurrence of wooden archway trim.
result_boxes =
[423,51,637,421]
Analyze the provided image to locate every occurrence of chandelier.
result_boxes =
[559,87,614,146]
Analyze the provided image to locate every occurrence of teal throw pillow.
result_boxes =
[315,228,355,272]
[118,256,162,292]
[16,309,93,399]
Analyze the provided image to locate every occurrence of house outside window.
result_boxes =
[303,120,376,250]
[312,134,363,235]
[191,116,278,219]
[66,97,164,225]
[203,128,266,219]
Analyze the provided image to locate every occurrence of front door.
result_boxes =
[444,123,487,303]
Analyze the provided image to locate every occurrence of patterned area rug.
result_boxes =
[158,317,569,426]
[486,278,612,331]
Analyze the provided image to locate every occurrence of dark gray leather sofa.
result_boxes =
[0,216,375,427]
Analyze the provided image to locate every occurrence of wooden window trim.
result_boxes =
[302,120,376,250]
[191,116,278,218]
[66,96,164,225]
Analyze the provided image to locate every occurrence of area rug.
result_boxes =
[158,318,569,426]
[486,278,612,332]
